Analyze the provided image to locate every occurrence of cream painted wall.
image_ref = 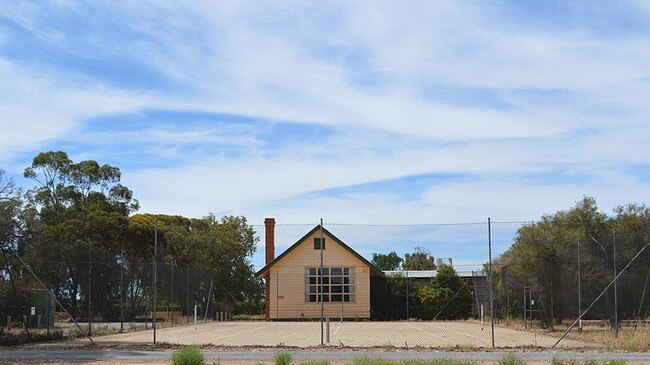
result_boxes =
[267,230,371,319]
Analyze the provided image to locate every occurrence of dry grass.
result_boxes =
[491,317,649,350]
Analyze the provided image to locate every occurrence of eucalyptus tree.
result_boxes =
[23,151,138,319]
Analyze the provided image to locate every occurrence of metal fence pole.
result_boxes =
[613,230,618,338]
[170,262,174,326]
[186,264,189,325]
[405,269,409,320]
[88,247,92,337]
[320,218,324,346]
[153,220,158,344]
[120,249,124,333]
[488,218,495,347]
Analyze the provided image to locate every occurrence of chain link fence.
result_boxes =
[1,243,217,344]
[1,219,648,349]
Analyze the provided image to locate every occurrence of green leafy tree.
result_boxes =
[503,196,650,327]
[371,251,403,270]
[23,151,138,319]
[0,169,30,321]
[404,248,436,270]
[371,274,419,319]
[418,264,472,320]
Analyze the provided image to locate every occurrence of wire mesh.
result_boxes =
[1,219,647,349]
[0,243,216,343]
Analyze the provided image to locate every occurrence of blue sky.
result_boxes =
[1,0,649,236]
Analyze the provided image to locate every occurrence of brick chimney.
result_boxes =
[264,217,275,320]
[264,218,275,264]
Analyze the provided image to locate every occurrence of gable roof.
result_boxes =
[255,225,385,278]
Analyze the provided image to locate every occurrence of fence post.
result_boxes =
[319,218,324,346]
[153,220,158,345]
[120,249,124,333]
[405,269,410,320]
[186,265,190,325]
[170,262,174,327]
[88,247,92,337]
[613,230,618,338]
[488,218,495,348]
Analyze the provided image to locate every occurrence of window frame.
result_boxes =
[305,266,355,303]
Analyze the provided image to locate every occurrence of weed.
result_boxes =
[300,361,331,365]
[171,345,204,365]
[351,355,395,365]
[625,341,638,352]
[498,353,526,365]
[352,358,477,365]
[401,360,478,365]
[274,352,293,365]
[603,360,626,365]
[458,343,476,352]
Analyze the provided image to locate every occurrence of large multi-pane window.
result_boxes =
[305,267,355,302]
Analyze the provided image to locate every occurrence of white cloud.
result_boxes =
[1,0,649,225]
[0,59,154,167]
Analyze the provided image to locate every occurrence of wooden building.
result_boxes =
[255,218,384,320]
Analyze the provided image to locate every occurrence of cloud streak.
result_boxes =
[0,0,648,234]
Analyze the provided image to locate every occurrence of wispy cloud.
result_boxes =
[0,0,648,233]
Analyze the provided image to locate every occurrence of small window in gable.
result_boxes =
[314,237,325,249]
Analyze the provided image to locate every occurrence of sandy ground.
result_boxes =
[87,321,602,349]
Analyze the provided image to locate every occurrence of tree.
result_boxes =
[371,274,419,320]
[0,169,29,322]
[418,264,472,320]
[404,248,436,270]
[503,196,650,327]
[371,251,403,270]
[22,151,138,320]
[124,213,262,315]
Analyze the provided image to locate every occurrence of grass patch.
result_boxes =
[352,356,396,365]
[498,318,649,351]
[300,361,331,365]
[352,356,477,365]
[274,352,293,365]
[171,345,204,365]
[0,328,64,347]
[498,353,526,365]
[443,343,477,352]
[231,314,265,321]
[549,356,626,365]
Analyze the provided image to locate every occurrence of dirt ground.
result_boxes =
[88,321,601,349]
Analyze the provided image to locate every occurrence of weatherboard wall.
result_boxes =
[267,230,371,319]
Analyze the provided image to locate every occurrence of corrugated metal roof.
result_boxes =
[383,270,486,278]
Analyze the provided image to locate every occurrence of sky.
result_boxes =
[1,0,649,236]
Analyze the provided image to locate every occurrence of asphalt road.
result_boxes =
[0,350,648,363]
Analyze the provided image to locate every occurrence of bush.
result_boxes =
[274,352,293,365]
[0,328,64,347]
[233,300,264,315]
[498,354,526,365]
[172,345,204,365]
[419,264,473,320]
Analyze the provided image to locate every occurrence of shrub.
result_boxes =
[0,328,64,347]
[419,264,473,320]
[274,352,293,365]
[498,353,526,365]
[171,345,204,365]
